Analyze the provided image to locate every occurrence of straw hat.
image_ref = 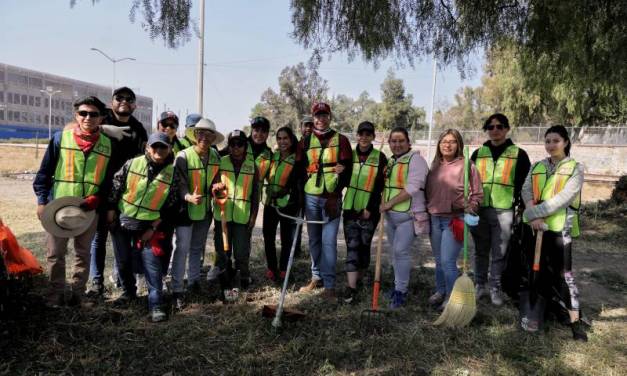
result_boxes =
[185,118,225,145]
[40,197,96,238]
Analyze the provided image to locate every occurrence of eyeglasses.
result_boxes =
[485,124,506,131]
[114,95,135,104]
[229,140,246,148]
[195,130,214,139]
[76,110,100,118]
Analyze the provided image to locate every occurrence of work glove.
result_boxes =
[80,195,100,211]
[101,125,132,141]
[150,231,167,257]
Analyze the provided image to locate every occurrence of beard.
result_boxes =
[114,109,133,117]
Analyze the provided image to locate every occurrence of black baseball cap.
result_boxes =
[357,121,375,134]
[112,87,136,100]
[228,130,248,144]
[159,111,179,126]
[251,116,270,132]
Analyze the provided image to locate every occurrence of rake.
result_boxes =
[360,215,387,327]
[262,208,326,329]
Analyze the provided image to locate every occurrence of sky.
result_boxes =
[0,0,483,133]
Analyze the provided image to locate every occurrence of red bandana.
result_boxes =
[72,124,100,154]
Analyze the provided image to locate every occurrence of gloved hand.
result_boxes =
[101,125,132,141]
[150,231,167,257]
[80,195,100,211]
[324,194,340,219]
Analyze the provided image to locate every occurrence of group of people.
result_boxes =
[33,88,588,340]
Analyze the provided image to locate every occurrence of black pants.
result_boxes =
[343,216,379,272]
[262,204,297,273]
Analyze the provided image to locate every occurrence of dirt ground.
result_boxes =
[1,175,626,375]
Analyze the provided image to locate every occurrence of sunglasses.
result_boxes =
[485,124,507,131]
[160,122,178,129]
[229,140,246,148]
[115,95,135,104]
[76,110,101,118]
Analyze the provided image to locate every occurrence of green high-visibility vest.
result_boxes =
[184,146,221,220]
[476,145,519,209]
[304,132,340,195]
[180,136,194,149]
[213,154,255,224]
[343,148,381,211]
[264,151,295,208]
[383,152,412,213]
[172,137,187,155]
[118,156,174,221]
[527,159,581,237]
[53,130,111,199]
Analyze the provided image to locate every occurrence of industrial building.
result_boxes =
[0,63,153,139]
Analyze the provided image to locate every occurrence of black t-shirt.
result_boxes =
[103,109,148,174]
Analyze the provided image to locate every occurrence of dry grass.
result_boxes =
[1,177,626,375]
[0,145,44,174]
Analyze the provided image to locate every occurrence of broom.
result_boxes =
[433,145,477,327]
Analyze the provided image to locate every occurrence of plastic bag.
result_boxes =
[0,219,43,277]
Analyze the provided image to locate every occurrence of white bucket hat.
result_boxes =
[185,118,225,145]
[40,197,97,238]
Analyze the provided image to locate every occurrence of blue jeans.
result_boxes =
[88,210,119,284]
[110,226,140,297]
[141,245,167,310]
[171,218,211,293]
[430,215,462,296]
[305,194,341,289]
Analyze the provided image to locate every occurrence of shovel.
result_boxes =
[360,215,386,327]
[262,207,326,329]
[519,228,546,333]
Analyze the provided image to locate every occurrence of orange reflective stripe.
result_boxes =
[241,174,252,199]
[309,149,319,171]
[364,164,376,191]
[479,159,487,181]
[396,162,405,187]
[501,158,513,184]
[277,163,292,186]
[532,174,541,201]
[93,154,106,184]
[191,170,202,193]
[66,149,75,181]
[328,146,337,164]
[148,182,168,210]
[126,174,140,203]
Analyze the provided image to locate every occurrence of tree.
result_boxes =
[378,70,426,131]
[250,63,329,131]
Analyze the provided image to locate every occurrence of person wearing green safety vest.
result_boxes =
[382,126,430,309]
[341,121,387,304]
[107,132,180,322]
[470,113,531,306]
[34,96,113,307]
[295,102,353,301]
[247,116,273,187]
[521,125,588,342]
[210,130,260,303]
[170,118,224,310]
[262,127,300,283]
[157,111,188,155]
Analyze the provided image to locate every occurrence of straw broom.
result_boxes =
[433,145,477,327]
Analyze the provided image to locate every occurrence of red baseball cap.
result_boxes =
[311,102,331,115]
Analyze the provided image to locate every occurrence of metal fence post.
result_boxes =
[35,131,39,159]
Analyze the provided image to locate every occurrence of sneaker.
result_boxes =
[135,274,147,296]
[342,287,357,304]
[299,279,323,293]
[475,284,489,300]
[109,273,122,289]
[150,307,167,323]
[571,320,588,342]
[172,293,185,311]
[321,288,336,301]
[223,288,240,303]
[490,287,505,306]
[265,269,277,282]
[206,266,223,281]
[389,290,408,309]
[428,292,445,306]
[112,293,136,307]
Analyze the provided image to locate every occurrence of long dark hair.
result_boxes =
[433,129,465,166]
[275,126,298,154]
[545,125,571,156]
[388,126,410,143]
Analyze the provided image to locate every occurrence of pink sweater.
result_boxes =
[426,157,483,216]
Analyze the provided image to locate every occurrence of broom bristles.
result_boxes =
[433,274,476,327]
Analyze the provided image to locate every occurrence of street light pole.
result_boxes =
[90,48,135,93]
[40,86,62,140]
[197,0,206,115]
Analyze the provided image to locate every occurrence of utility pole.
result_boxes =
[40,86,62,140]
[197,0,206,115]
[90,48,135,93]
[426,56,438,165]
